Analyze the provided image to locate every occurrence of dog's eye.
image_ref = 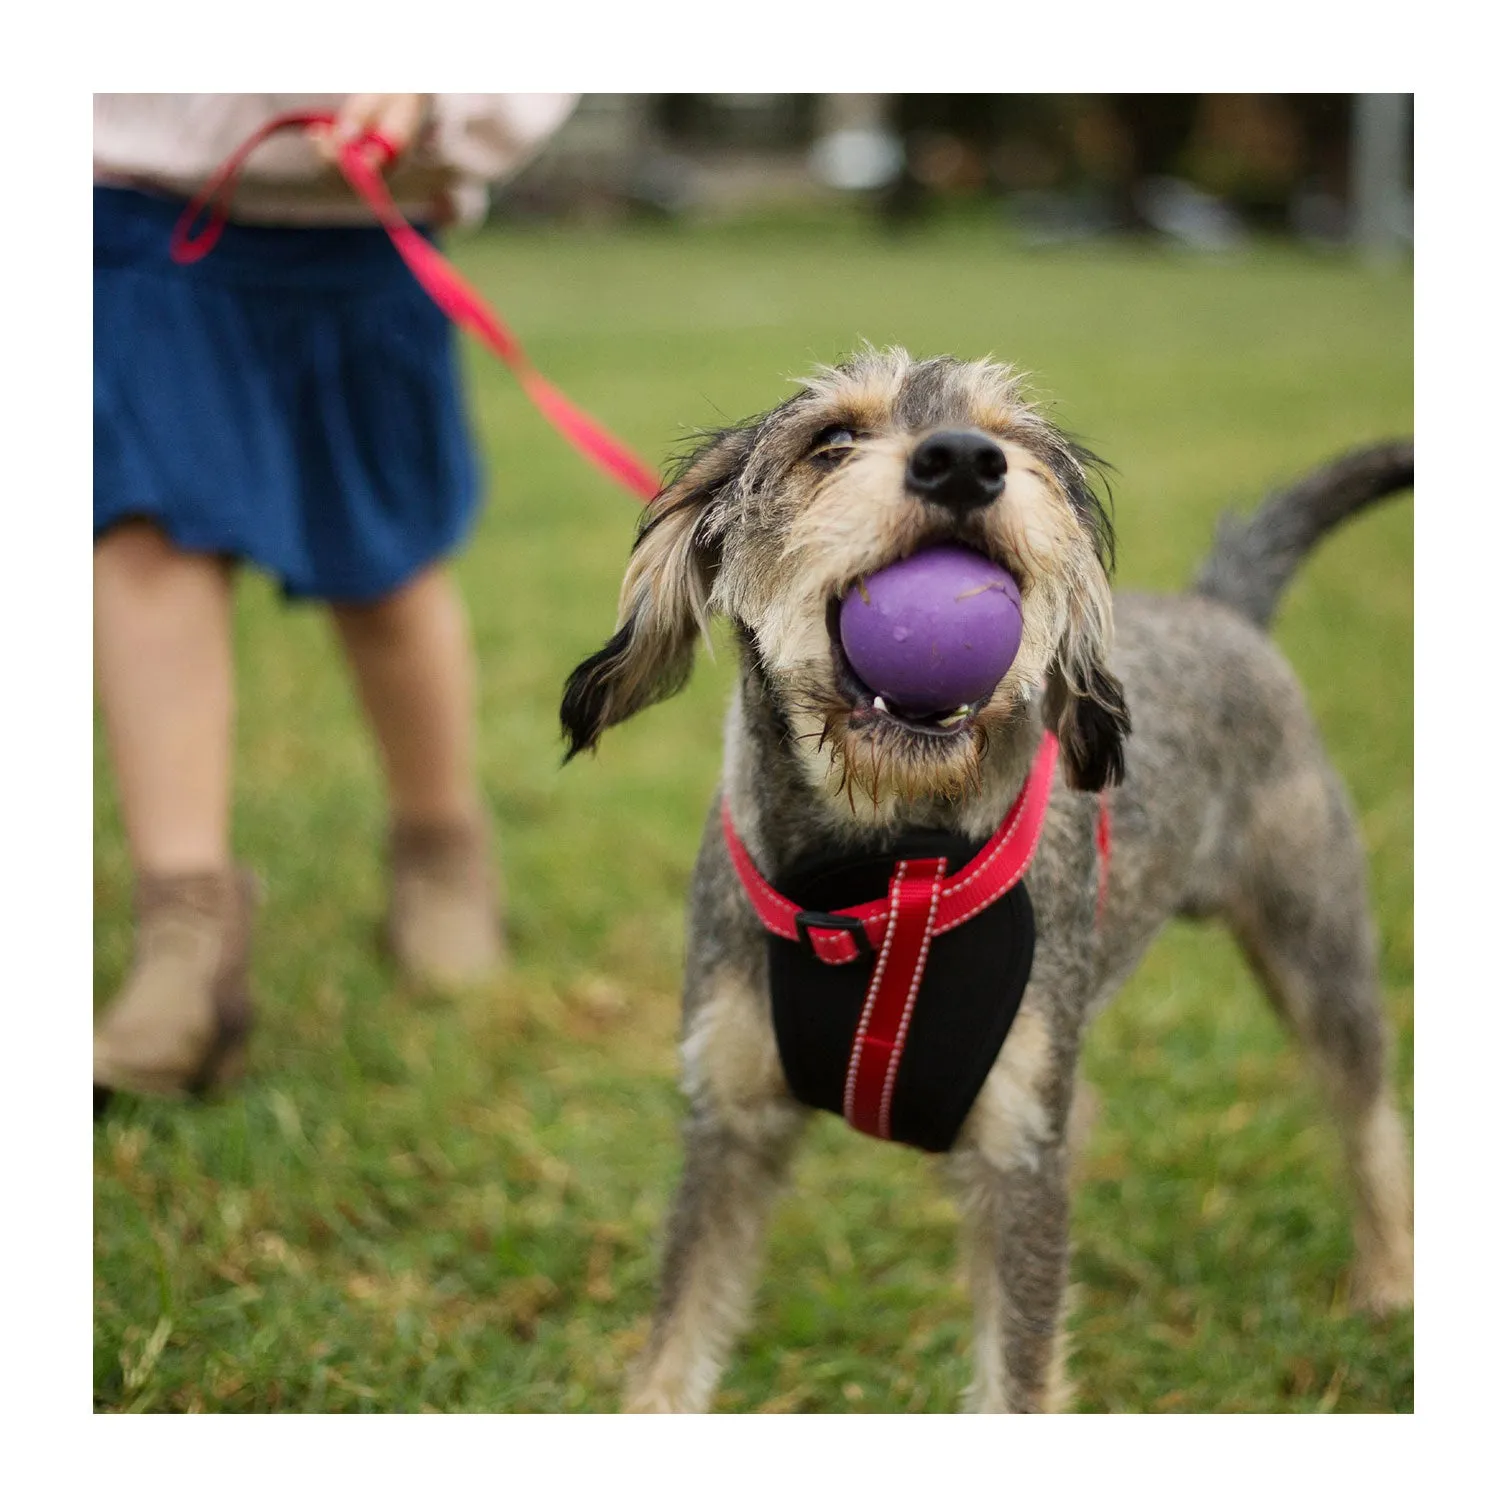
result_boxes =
[807,425,859,466]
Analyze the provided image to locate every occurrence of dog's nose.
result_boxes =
[906,430,1007,511]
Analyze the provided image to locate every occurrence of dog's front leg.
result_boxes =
[626,970,805,1414]
[947,1003,1077,1413]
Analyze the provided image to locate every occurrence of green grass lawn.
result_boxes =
[93,216,1413,1413]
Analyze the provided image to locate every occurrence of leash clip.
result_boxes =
[795,909,875,962]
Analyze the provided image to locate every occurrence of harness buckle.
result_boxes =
[795,909,875,960]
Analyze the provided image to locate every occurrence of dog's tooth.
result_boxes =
[873,696,890,714]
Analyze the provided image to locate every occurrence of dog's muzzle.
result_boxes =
[906,429,1007,513]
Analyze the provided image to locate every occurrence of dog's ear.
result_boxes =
[1044,652,1130,793]
[561,427,752,759]
[1043,443,1130,792]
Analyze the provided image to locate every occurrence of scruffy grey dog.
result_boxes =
[561,347,1413,1413]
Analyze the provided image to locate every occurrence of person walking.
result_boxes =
[93,92,576,1103]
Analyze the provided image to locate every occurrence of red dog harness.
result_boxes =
[725,733,1058,972]
[725,732,1111,1150]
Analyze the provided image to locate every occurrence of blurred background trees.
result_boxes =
[495,93,1412,261]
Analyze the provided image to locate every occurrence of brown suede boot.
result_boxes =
[94,867,258,1101]
[386,819,505,988]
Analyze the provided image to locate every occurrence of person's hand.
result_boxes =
[311,94,431,168]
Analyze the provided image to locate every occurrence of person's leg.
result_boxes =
[94,520,256,1099]
[95,520,235,874]
[330,563,503,984]
[329,563,480,828]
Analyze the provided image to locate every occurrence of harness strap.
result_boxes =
[843,855,947,1138]
[1096,798,1112,922]
[721,730,1060,966]
[169,109,661,502]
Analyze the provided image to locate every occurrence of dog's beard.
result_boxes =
[785,684,996,812]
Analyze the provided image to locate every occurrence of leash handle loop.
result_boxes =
[169,109,661,501]
[169,110,337,264]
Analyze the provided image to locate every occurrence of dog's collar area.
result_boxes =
[723,731,1060,964]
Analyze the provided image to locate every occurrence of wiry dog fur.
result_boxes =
[561,348,1414,1413]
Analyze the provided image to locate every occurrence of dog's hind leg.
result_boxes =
[947,1004,1077,1413]
[1225,761,1413,1313]
[625,971,806,1413]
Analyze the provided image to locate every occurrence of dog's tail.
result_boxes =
[1192,439,1413,630]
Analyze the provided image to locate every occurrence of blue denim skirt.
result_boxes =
[94,186,482,602]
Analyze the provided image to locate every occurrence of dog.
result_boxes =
[560,347,1413,1413]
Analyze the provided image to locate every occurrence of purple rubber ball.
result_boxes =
[839,544,1023,716]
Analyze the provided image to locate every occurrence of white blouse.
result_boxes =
[94,93,578,226]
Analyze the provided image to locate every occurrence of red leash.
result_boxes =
[170,109,661,502]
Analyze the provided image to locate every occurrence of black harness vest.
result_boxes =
[725,732,1071,1154]
[767,832,1036,1153]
